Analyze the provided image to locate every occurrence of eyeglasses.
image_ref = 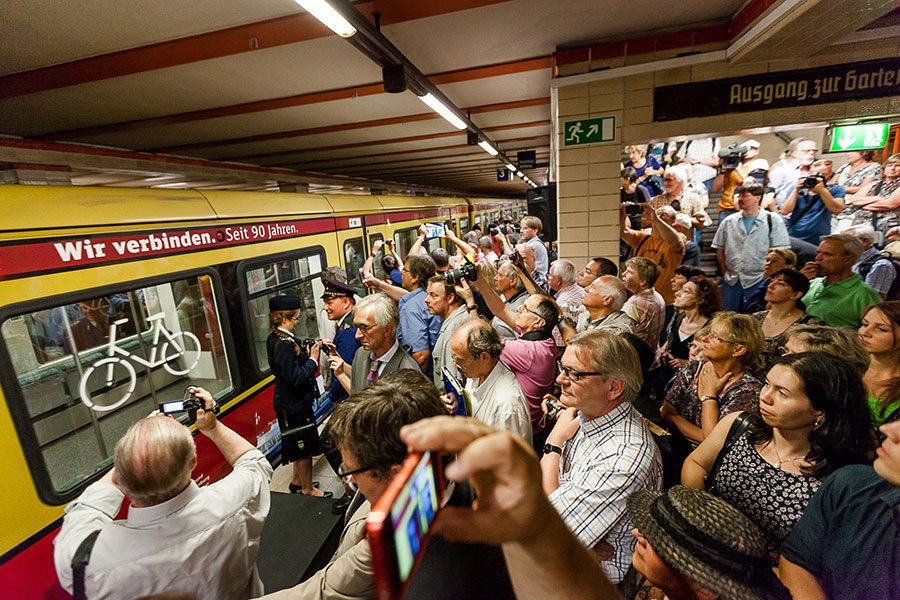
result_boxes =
[518,303,543,319]
[337,462,371,481]
[704,331,741,345]
[354,323,376,333]
[557,361,604,382]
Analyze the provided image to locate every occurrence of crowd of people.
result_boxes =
[53,156,899,600]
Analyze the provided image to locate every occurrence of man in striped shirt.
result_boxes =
[540,329,662,584]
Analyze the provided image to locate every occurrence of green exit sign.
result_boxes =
[564,116,616,146]
[828,123,889,152]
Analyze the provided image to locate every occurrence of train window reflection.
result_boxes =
[0,274,233,497]
[242,251,326,373]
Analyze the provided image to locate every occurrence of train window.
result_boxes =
[343,237,365,286]
[474,214,482,230]
[393,227,418,261]
[460,217,469,235]
[0,274,233,499]
[242,252,325,373]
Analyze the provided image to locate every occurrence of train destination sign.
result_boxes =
[653,57,900,122]
[827,122,889,152]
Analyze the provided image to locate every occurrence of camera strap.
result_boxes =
[71,529,101,600]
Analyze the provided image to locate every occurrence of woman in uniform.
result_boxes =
[267,295,330,497]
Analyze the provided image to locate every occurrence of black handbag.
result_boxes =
[281,414,321,462]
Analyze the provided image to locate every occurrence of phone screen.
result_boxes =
[159,400,186,413]
[367,452,443,599]
[424,223,445,239]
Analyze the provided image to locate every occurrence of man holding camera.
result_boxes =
[425,276,470,390]
[780,159,845,246]
[54,387,273,600]
[491,260,529,341]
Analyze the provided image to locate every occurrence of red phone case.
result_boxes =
[366,452,444,600]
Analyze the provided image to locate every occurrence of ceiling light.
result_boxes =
[294,0,357,38]
[418,93,467,130]
[478,141,498,156]
[506,164,516,171]
[516,171,524,178]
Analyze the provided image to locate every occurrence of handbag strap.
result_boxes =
[705,412,752,489]
[71,529,101,600]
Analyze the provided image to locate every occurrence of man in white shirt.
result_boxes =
[450,320,532,442]
[54,387,273,600]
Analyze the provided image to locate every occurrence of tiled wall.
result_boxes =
[555,39,900,268]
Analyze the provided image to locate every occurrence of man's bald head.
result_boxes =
[114,415,197,506]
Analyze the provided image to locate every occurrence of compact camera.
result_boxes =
[718,144,748,170]
[623,202,644,216]
[545,398,563,421]
[159,393,218,425]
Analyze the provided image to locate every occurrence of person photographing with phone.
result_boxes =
[54,387,273,599]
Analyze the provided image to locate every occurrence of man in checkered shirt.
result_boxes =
[539,329,662,584]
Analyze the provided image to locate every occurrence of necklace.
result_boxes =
[768,309,801,326]
[771,442,806,469]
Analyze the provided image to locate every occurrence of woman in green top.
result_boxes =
[859,301,900,427]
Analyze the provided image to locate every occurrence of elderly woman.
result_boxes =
[847,153,900,240]
[859,301,900,427]
[780,324,870,374]
[267,295,329,497]
[625,145,665,197]
[627,486,791,600]
[753,268,824,370]
[660,312,764,444]
[682,353,876,564]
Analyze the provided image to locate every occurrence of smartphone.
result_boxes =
[367,451,444,600]
[423,222,446,239]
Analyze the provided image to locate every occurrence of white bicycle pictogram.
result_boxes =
[78,313,202,412]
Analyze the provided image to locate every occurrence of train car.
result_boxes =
[0,184,516,598]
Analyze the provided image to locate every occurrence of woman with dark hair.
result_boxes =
[267,295,330,497]
[753,268,824,370]
[682,352,876,564]
[661,312,764,444]
[660,276,722,371]
[859,301,900,427]
[380,253,403,286]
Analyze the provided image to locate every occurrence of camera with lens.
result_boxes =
[803,172,825,189]
[297,338,318,348]
[159,392,218,425]
[624,202,644,216]
[445,256,478,285]
[718,144,748,170]
[545,398,563,421]
[508,249,523,266]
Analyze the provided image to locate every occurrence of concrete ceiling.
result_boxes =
[0,0,895,196]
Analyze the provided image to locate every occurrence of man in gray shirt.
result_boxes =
[425,276,470,390]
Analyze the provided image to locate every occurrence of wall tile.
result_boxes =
[558,196,590,213]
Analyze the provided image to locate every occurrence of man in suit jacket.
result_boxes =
[260,370,448,600]
[329,292,418,394]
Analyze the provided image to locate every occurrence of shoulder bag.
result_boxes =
[704,411,752,493]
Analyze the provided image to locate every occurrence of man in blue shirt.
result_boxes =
[780,159,845,245]
[397,254,442,372]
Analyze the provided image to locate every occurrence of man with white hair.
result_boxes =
[548,259,585,315]
[649,164,706,241]
[54,387,273,599]
[517,243,550,293]
[845,224,897,299]
[576,276,635,335]
[479,235,499,265]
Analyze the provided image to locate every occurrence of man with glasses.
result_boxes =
[332,293,417,394]
[770,138,819,208]
[540,329,662,585]
[260,371,448,600]
[449,320,531,441]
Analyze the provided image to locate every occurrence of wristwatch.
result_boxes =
[543,443,563,456]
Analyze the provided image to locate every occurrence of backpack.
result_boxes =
[857,250,900,300]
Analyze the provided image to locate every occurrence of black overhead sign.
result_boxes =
[653,57,900,122]
[517,150,536,170]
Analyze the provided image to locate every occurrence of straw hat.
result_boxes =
[627,486,789,600]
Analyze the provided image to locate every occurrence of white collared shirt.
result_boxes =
[372,340,400,377]
[466,360,532,443]
[54,449,273,600]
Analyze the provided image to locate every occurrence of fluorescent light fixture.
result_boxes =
[516,171,524,178]
[478,140,498,156]
[294,0,357,38]
[417,93,467,130]
[506,164,516,171]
